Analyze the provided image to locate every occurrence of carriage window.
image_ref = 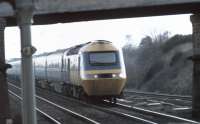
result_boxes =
[89,52,117,65]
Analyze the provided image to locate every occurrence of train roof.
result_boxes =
[66,42,91,55]
[8,40,114,61]
[80,40,117,52]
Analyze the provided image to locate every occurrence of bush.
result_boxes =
[123,33,192,95]
[161,35,192,53]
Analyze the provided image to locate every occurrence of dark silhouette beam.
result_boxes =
[5,1,200,26]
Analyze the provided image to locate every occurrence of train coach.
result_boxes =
[8,40,126,102]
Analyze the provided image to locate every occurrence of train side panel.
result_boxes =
[46,53,63,82]
[66,55,81,86]
[34,56,47,81]
[7,60,21,80]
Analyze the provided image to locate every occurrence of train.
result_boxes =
[7,40,126,102]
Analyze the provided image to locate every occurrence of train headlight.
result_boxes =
[94,75,98,78]
[118,73,126,78]
[112,74,116,78]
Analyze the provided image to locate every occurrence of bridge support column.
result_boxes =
[0,18,12,124]
[190,14,200,119]
[17,5,37,124]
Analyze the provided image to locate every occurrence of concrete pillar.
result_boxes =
[0,18,12,124]
[190,14,200,119]
[17,6,37,124]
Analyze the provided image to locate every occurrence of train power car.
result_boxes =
[7,40,126,102]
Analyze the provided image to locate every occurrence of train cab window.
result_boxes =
[89,52,117,65]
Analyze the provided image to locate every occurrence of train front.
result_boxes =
[80,41,126,98]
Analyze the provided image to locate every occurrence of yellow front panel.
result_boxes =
[84,69,121,75]
[82,78,126,96]
[80,42,118,52]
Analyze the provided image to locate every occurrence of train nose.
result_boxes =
[82,78,126,96]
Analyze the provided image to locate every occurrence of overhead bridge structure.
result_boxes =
[0,0,200,124]
[2,0,200,26]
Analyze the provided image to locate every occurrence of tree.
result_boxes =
[139,36,153,48]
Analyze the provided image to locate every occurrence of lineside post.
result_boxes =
[0,18,12,124]
[190,14,200,119]
[16,1,37,124]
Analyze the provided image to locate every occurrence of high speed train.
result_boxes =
[8,40,126,102]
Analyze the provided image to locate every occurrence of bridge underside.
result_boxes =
[6,2,200,26]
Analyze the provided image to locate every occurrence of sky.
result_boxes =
[5,14,192,60]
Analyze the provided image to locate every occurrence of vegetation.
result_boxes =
[123,33,193,95]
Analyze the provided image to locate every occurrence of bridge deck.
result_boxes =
[2,0,200,26]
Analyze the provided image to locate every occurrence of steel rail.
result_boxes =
[124,90,192,100]
[115,102,200,124]
[8,82,21,90]
[40,87,159,124]
[85,102,158,124]
[10,82,198,124]
[8,90,61,124]
[36,95,100,124]
[8,82,100,124]
[8,82,158,124]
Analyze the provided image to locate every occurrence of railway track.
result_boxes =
[8,82,161,124]
[38,86,200,124]
[8,82,200,124]
[8,82,99,124]
[9,90,61,124]
[35,87,162,124]
[105,100,199,124]
[117,96,191,110]
[122,90,192,111]
[118,90,194,120]
[124,90,192,101]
